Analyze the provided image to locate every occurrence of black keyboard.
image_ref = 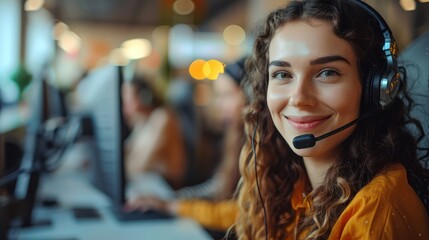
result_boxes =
[112,207,173,221]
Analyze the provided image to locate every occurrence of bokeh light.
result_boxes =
[189,59,207,80]
[25,0,44,11]
[203,60,224,80]
[189,59,225,80]
[121,38,152,60]
[223,25,246,46]
[58,30,81,56]
[52,22,69,40]
[173,0,195,15]
[109,48,129,66]
[400,0,416,11]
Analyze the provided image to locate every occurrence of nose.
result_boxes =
[289,77,317,108]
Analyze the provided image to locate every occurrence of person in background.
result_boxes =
[122,76,187,189]
[125,57,247,233]
[234,0,429,239]
[176,57,247,200]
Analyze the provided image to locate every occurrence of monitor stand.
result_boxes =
[0,196,26,238]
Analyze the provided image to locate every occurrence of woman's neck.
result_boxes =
[303,155,337,189]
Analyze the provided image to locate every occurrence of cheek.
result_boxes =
[267,84,288,117]
[267,85,290,135]
[332,86,362,117]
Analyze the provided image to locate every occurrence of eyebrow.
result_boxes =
[310,55,350,65]
[269,60,290,67]
[268,55,350,68]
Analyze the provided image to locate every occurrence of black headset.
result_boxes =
[353,0,401,110]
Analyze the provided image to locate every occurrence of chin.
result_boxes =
[286,139,326,158]
[291,148,316,158]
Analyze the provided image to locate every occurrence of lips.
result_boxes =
[285,115,331,131]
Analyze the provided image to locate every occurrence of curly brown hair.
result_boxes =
[235,0,429,239]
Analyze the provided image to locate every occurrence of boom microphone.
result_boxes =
[292,110,376,149]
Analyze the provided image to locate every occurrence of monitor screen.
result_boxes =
[77,64,173,221]
[77,64,127,208]
[13,72,61,227]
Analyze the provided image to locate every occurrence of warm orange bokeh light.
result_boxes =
[189,59,225,80]
[204,60,224,80]
[189,59,207,80]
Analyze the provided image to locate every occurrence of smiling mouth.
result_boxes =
[285,115,331,131]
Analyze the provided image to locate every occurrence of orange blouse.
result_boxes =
[177,163,429,239]
[177,199,238,231]
[291,163,429,239]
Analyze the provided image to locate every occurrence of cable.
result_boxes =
[252,122,268,240]
[0,169,27,186]
[42,117,82,172]
[225,223,236,240]
[0,117,82,187]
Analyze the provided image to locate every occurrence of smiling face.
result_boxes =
[267,19,362,161]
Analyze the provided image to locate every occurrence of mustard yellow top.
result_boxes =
[177,199,238,231]
[291,163,429,239]
[178,163,429,238]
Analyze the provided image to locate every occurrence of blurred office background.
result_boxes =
[0,1,428,239]
[1,0,429,101]
[1,0,429,186]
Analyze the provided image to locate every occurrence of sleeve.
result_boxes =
[330,194,429,240]
[175,177,217,199]
[176,199,239,231]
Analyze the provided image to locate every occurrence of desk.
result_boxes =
[0,105,26,134]
[10,170,213,240]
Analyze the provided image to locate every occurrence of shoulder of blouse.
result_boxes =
[329,163,429,239]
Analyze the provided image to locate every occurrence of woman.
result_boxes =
[126,58,247,232]
[175,57,246,201]
[235,0,429,239]
[122,76,187,189]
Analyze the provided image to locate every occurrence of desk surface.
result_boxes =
[0,105,26,134]
[11,170,213,240]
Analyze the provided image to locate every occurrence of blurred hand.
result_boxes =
[124,196,177,214]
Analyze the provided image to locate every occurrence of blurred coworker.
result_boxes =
[125,57,247,231]
[122,76,187,189]
[176,57,246,200]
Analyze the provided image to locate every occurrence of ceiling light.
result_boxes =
[121,39,152,60]
[25,0,44,11]
[58,30,81,56]
[173,0,195,15]
[52,22,69,40]
[223,25,246,46]
[400,0,416,11]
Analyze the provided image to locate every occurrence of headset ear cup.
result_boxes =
[365,64,389,111]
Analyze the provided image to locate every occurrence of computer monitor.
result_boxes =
[78,64,171,221]
[2,65,71,229]
[77,64,127,209]
[13,72,53,227]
